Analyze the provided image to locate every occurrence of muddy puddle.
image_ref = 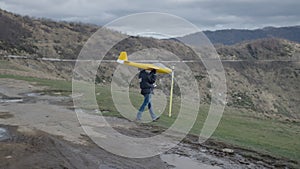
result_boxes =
[25,92,41,97]
[1,90,72,107]
[0,127,10,141]
[0,98,23,103]
[161,154,221,169]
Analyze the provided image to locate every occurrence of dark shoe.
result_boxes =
[152,116,160,122]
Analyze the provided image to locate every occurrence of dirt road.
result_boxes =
[0,79,297,169]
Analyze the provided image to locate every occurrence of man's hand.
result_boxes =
[151,69,156,74]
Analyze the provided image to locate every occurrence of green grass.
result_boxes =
[1,74,300,163]
[212,110,300,161]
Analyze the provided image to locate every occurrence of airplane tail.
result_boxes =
[117,51,128,64]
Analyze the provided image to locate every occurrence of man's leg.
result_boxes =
[148,94,157,120]
[137,94,150,120]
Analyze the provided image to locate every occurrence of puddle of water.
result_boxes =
[161,154,221,169]
[26,93,41,97]
[0,98,23,103]
[0,127,10,141]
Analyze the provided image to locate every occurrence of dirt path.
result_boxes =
[0,79,297,169]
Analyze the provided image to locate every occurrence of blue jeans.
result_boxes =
[137,94,157,120]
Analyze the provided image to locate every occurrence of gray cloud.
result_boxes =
[0,0,299,30]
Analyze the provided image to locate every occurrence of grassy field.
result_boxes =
[1,74,300,163]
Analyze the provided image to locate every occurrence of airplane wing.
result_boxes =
[126,62,160,70]
[117,51,172,74]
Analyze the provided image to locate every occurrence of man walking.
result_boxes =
[136,69,160,122]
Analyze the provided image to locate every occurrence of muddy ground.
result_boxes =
[0,79,298,169]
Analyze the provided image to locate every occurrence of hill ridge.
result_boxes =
[178,26,300,45]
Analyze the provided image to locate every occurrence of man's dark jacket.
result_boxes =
[139,70,156,95]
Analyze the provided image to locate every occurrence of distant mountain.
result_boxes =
[180,26,300,45]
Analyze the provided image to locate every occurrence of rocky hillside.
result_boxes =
[0,8,97,59]
[216,38,300,60]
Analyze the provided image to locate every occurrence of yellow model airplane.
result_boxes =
[117,51,172,74]
[117,51,174,117]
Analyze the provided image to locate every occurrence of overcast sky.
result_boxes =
[0,0,299,31]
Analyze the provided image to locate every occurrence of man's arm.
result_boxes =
[148,69,157,84]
